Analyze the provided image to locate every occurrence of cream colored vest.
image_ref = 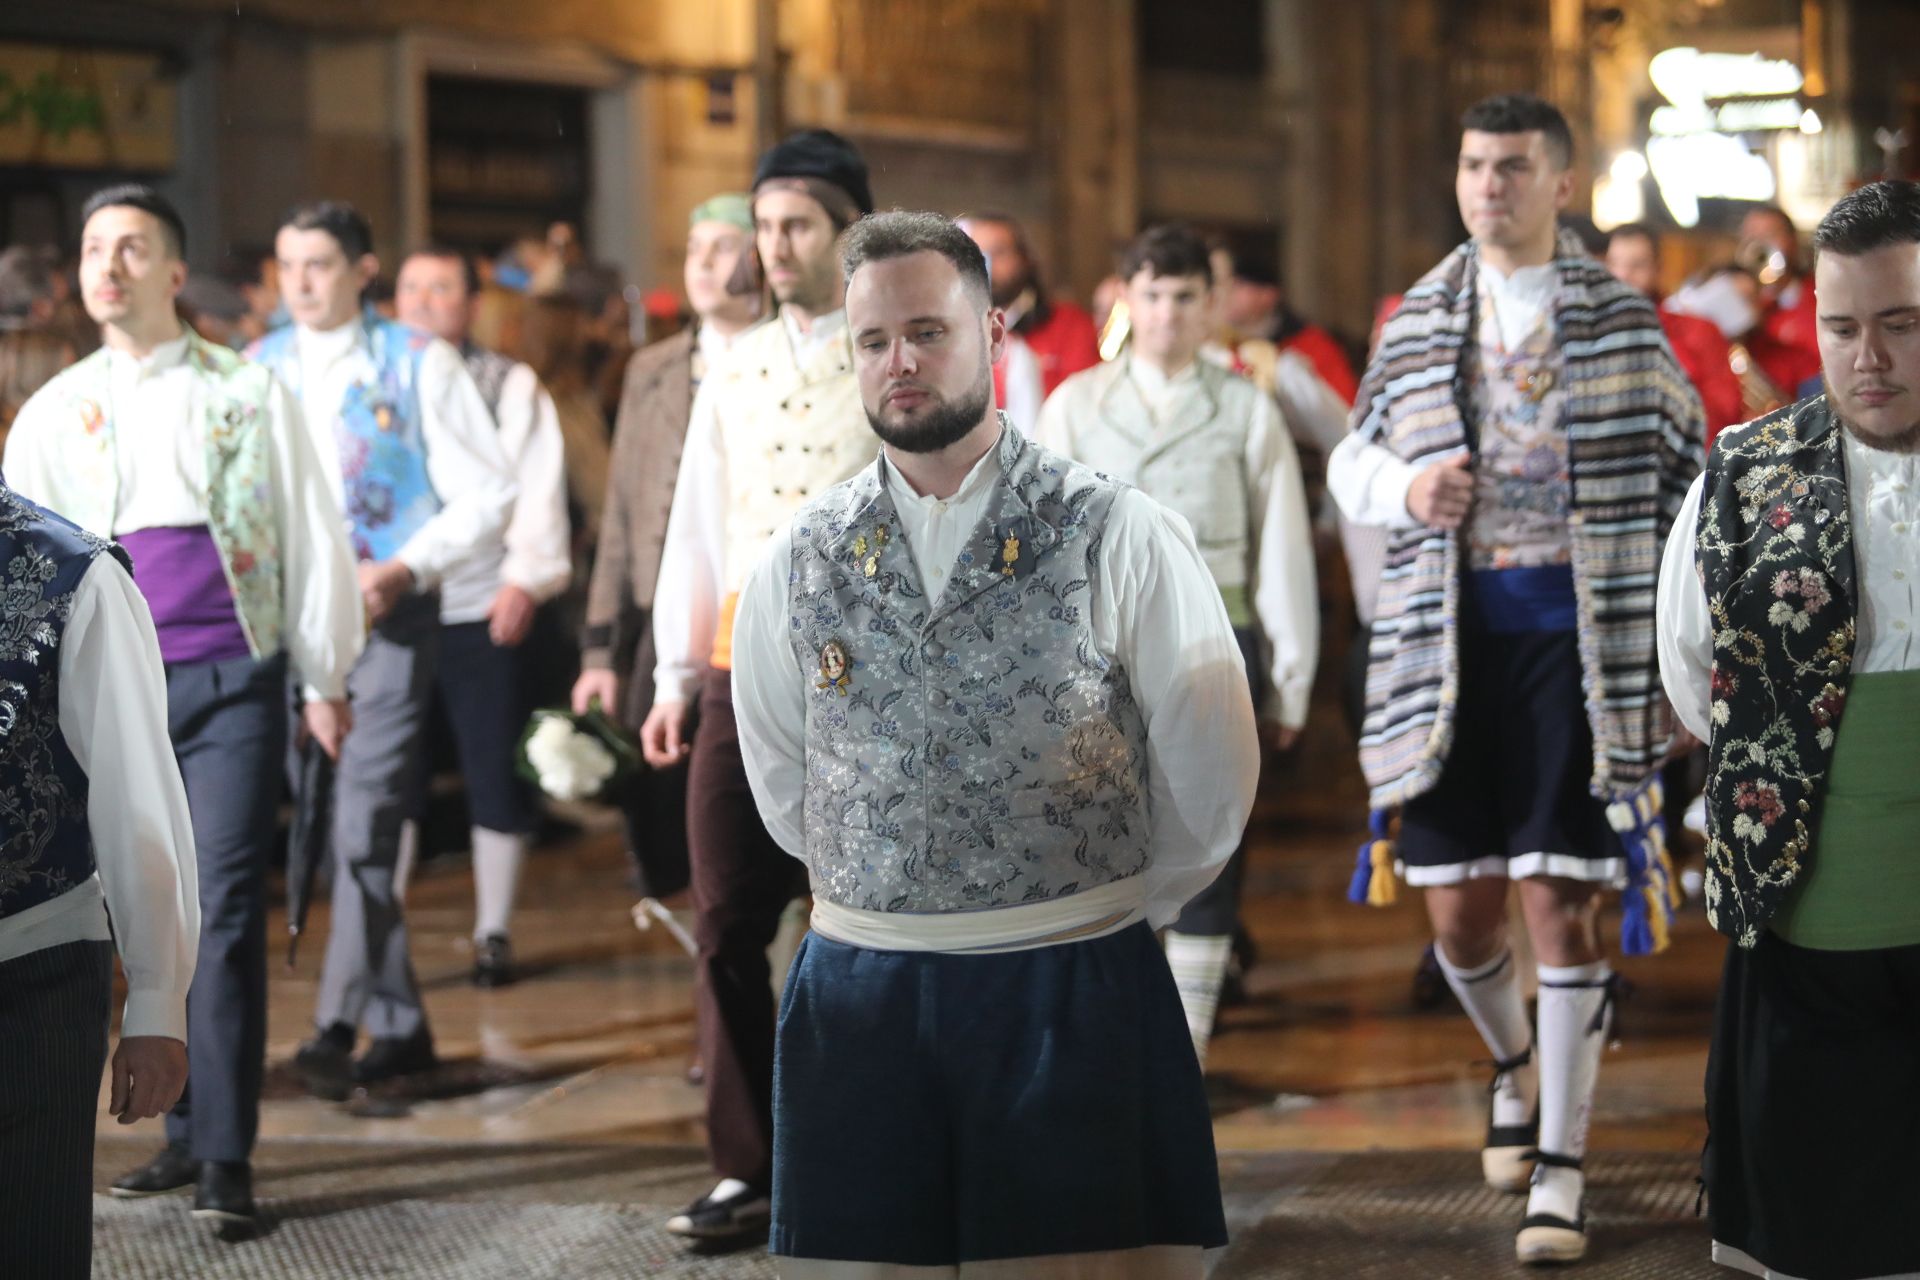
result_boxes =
[1046,358,1255,593]
[712,317,877,593]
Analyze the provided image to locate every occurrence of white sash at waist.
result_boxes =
[807,876,1148,955]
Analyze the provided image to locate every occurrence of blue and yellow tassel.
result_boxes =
[1347,809,1398,907]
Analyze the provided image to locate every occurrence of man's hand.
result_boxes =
[358,559,415,623]
[301,698,353,760]
[572,668,621,716]
[487,584,538,648]
[1262,722,1301,752]
[108,1036,187,1124]
[640,700,692,769]
[1405,454,1475,529]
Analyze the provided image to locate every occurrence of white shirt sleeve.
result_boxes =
[1245,392,1319,727]
[268,377,363,701]
[1656,472,1714,744]
[1326,430,1422,529]
[1,393,62,515]
[59,556,199,1042]
[1097,489,1262,928]
[393,339,518,586]
[1271,349,1352,459]
[650,376,730,705]
[494,364,573,602]
[730,523,808,860]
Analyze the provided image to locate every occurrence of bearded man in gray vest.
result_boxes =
[1658,179,1920,1280]
[732,211,1257,1277]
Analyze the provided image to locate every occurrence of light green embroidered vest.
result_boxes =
[51,332,285,659]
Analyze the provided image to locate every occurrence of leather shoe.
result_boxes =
[192,1161,258,1242]
[664,1181,770,1241]
[353,1029,438,1085]
[472,933,518,989]
[294,1022,356,1101]
[110,1143,198,1197]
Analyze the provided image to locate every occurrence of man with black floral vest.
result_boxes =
[1659,179,1920,1280]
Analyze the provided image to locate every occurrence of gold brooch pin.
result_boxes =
[1000,535,1021,578]
[817,640,852,695]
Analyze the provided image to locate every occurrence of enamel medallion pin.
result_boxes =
[817,640,853,695]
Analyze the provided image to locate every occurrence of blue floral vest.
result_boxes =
[252,318,440,561]
[0,486,129,920]
[784,424,1153,914]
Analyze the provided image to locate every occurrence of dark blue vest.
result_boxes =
[0,485,127,920]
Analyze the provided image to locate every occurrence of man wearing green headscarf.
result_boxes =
[575,193,762,905]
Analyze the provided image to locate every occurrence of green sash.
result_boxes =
[1771,668,1920,951]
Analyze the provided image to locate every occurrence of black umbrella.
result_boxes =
[285,735,335,969]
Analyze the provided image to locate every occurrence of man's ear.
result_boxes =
[356,253,381,290]
[985,305,1008,367]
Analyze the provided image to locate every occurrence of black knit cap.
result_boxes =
[752,128,874,218]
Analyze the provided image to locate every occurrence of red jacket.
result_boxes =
[1018,298,1100,396]
[1746,279,1822,400]
[1278,323,1358,407]
[1659,306,1744,447]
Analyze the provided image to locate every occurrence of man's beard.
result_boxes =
[866,375,993,455]
[989,270,1029,311]
[1838,408,1920,454]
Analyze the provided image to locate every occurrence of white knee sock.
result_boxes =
[393,818,421,904]
[1164,932,1234,1067]
[1530,959,1613,1224]
[1434,945,1537,1128]
[472,826,527,942]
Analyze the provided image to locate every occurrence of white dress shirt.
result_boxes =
[1327,259,1560,527]
[1037,358,1319,727]
[650,310,849,706]
[0,556,199,1042]
[2,332,363,701]
[435,360,572,623]
[730,431,1261,945]
[290,319,517,586]
[1658,428,1920,742]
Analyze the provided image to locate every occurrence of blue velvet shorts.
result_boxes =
[770,920,1227,1265]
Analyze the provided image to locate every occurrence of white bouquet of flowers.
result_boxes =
[516,705,641,803]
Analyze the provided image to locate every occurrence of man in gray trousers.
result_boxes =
[247,201,515,1097]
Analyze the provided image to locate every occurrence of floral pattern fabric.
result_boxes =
[783,425,1153,914]
[0,485,124,920]
[1696,394,1858,946]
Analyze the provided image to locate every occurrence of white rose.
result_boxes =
[525,714,618,801]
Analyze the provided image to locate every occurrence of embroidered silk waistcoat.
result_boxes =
[784,424,1153,914]
[0,488,128,920]
[1696,394,1858,947]
[33,332,286,659]
[1464,306,1572,571]
[712,319,876,593]
[1043,358,1254,594]
[252,318,440,562]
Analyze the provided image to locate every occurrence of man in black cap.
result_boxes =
[641,127,880,1242]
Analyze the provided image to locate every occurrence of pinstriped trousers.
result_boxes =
[0,939,113,1278]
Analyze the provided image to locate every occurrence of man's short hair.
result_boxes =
[81,182,187,259]
[1812,181,1920,258]
[1118,224,1214,285]
[279,200,374,261]
[401,244,481,296]
[1460,92,1574,170]
[1605,221,1659,257]
[841,210,991,306]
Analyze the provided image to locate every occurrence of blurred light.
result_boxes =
[1649,47,1803,107]
[1610,150,1649,183]
[1648,134,1777,229]
[1799,108,1824,135]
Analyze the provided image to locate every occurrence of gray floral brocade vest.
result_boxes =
[785,423,1153,914]
[1696,395,1858,947]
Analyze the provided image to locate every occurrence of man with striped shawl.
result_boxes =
[1327,93,1704,1265]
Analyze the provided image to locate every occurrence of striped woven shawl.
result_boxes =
[1351,230,1704,808]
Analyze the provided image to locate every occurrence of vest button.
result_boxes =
[924,641,947,659]
[931,796,951,814]
[929,743,949,762]
[928,689,949,707]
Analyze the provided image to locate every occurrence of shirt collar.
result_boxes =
[107,331,191,380]
[781,306,847,360]
[296,316,365,365]
[882,426,1006,511]
[1126,354,1201,400]
[695,321,736,368]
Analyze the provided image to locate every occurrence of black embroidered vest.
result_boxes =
[1695,395,1857,946]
